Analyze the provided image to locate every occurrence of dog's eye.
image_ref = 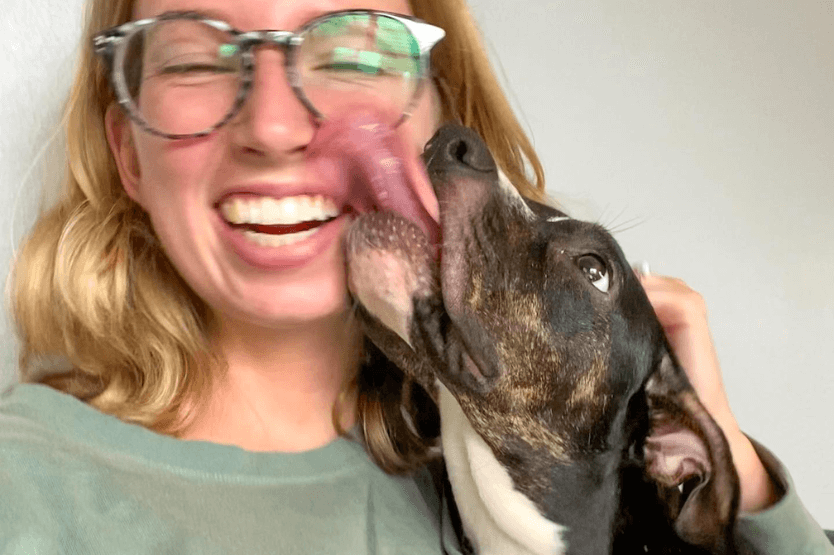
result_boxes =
[577,254,610,293]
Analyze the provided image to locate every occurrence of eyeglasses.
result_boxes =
[93,10,445,139]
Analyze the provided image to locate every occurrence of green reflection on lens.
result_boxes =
[218,44,238,58]
[332,46,354,61]
[332,47,383,74]
[375,17,418,57]
[357,50,382,74]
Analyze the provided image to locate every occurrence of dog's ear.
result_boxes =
[354,303,440,396]
[641,350,740,552]
[346,212,442,393]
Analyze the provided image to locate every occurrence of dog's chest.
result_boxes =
[438,385,568,555]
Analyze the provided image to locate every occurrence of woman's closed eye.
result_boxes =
[308,50,398,76]
[157,60,237,75]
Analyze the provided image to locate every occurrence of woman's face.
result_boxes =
[107,0,441,331]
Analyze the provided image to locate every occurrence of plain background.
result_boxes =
[1,0,832,529]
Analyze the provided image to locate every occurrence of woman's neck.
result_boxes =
[181,312,362,453]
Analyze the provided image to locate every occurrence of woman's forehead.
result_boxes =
[132,0,414,29]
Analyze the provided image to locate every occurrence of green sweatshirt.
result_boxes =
[0,383,830,554]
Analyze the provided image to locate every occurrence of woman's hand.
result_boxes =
[638,272,781,514]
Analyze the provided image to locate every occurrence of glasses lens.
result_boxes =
[119,19,242,136]
[296,13,423,124]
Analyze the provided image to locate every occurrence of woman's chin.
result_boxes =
[188,220,356,331]
[213,281,354,332]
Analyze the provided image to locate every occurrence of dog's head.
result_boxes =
[346,124,738,552]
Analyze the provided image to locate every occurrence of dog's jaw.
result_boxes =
[439,384,568,555]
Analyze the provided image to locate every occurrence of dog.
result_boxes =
[345,124,740,554]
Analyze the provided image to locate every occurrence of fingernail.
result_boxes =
[632,260,651,278]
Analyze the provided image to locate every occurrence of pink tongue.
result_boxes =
[307,110,439,247]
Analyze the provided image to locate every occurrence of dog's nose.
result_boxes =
[422,124,497,174]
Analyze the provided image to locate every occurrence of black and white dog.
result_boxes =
[346,124,739,554]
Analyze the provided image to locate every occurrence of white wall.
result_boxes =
[1,0,85,383]
[1,0,832,529]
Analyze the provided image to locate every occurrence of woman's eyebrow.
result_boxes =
[150,8,307,34]
[156,8,234,23]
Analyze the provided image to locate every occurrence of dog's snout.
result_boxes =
[423,124,497,174]
[443,134,495,173]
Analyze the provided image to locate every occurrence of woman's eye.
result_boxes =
[159,62,235,75]
[577,254,610,293]
[148,45,240,77]
[317,61,381,75]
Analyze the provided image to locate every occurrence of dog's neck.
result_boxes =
[438,385,623,555]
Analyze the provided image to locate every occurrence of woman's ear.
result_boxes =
[104,103,143,204]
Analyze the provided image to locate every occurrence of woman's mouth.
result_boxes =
[218,194,345,248]
[214,109,439,269]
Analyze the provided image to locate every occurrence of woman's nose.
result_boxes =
[228,49,315,156]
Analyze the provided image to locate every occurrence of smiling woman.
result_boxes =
[3,0,544,548]
[10,0,540,445]
[1,0,832,552]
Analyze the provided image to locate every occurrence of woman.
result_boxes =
[2,0,831,552]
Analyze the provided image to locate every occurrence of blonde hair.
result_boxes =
[10,0,545,473]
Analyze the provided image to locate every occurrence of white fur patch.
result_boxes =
[438,384,568,555]
[497,168,536,220]
[546,216,571,224]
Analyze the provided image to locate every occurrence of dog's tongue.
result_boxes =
[307,110,439,248]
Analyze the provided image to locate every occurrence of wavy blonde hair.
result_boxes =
[10,0,545,473]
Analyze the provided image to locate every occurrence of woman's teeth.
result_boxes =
[220,195,341,247]
[242,228,318,248]
[220,194,339,225]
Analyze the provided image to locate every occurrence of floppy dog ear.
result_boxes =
[346,212,442,394]
[642,350,740,552]
[354,302,441,396]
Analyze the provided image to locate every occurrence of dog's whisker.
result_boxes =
[607,216,648,235]
[593,205,650,236]
[594,204,626,229]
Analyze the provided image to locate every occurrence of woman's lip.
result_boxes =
[213,207,351,270]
